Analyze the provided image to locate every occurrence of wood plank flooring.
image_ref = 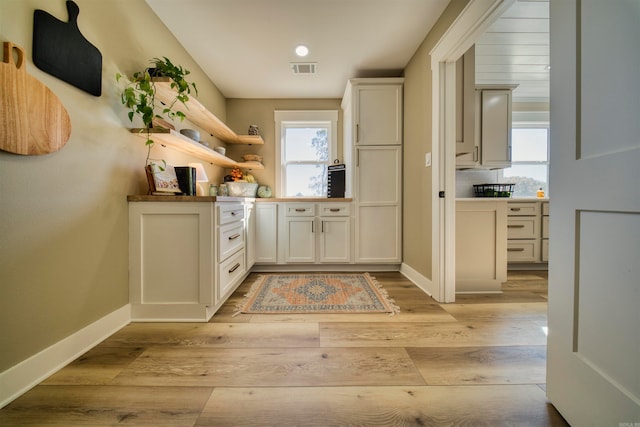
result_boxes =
[0,270,569,426]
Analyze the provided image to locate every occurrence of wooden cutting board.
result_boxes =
[33,1,102,97]
[0,42,71,155]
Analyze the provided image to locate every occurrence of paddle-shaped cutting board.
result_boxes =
[0,42,72,155]
[33,0,102,96]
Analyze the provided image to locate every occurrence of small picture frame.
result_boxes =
[146,163,181,194]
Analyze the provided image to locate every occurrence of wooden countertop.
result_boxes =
[127,195,353,203]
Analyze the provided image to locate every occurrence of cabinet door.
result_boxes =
[319,217,351,263]
[456,45,476,156]
[284,217,315,263]
[245,203,256,268]
[356,146,401,204]
[480,90,512,168]
[255,203,278,263]
[355,85,402,145]
[355,145,401,263]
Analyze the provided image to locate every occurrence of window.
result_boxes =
[274,111,338,197]
[501,126,550,198]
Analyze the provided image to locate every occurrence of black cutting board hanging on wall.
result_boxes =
[33,0,102,96]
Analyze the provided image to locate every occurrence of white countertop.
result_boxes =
[456,197,549,202]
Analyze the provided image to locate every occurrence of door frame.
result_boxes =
[429,0,515,302]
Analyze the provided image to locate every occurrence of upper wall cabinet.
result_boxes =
[350,80,403,146]
[456,45,476,156]
[457,84,517,169]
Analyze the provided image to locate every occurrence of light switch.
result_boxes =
[425,152,432,167]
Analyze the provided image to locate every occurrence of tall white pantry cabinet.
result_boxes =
[342,78,403,264]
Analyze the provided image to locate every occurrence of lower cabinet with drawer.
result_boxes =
[281,202,352,264]
[128,199,252,322]
[216,203,247,302]
[507,200,548,266]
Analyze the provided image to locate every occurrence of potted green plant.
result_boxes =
[116,57,198,167]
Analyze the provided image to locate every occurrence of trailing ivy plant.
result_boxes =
[116,57,198,168]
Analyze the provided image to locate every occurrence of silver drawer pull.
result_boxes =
[508,248,526,252]
[329,208,340,212]
[228,233,241,240]
[231,211,238,216]
[295,208,307,212]
[510,208,521,211]
[228,263,241,273]
[507,224,526,228]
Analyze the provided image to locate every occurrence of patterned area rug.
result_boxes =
[234,273,400,316]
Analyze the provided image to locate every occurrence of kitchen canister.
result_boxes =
[218,183,228,197]
[209,184,218,196]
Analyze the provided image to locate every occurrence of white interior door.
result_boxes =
[546,0,640,424]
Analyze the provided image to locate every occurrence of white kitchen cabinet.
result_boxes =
[354,146,402,263]
[456,45,476,156]
[129,201,215,321]
[245,201,256,269]
[216,203,246,302]
[507,200,548,265]
[343,78,403,264]
[282,203,351,264]
[456,200,508,292]
[456,84,517,169]
[128,198,252,321]
[541,202,549,262]
[255,202,278,263]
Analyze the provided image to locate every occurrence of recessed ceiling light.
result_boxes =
[295,45,309,57]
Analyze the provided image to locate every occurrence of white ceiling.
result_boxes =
[146,0,450,98]
[147,0,549,102]
[475,0,549,103]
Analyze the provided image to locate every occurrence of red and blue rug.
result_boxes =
[234,273,400,316]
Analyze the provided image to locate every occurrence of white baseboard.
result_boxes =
[0,304,130,408]
[399,263,433,298]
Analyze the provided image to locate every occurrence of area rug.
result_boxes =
[234,273,400,316]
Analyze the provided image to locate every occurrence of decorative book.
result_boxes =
[146,164,181,194]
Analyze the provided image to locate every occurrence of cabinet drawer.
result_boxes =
[507,217,539,239]
[507,240,540,263]
[218,221,245,262]
[318,203,351,217]
[542,202,549,216]
[285,204,315,217]
[218,203,244,225]
[218,250,245,299]
[507,202,540,216]
[542,239,549,262]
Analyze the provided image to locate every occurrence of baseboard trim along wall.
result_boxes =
[0,304,131,408]
[399,263,433,298]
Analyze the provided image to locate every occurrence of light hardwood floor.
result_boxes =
[0,271,568,426]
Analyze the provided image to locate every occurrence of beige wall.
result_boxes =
[225,99,342,191]
[402,0,470,279]
[0,0,227,371]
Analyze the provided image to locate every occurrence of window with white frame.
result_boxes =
[501,125,550,198]
[274,110,338,197]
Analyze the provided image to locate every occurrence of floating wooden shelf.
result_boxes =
[152,78,264,145]
[130,128,264,170]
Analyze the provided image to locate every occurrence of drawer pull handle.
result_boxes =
[295,208,307,212]
[228,263,241,273]
[329,208,340,212]
[231,211,238,216]
[228,233,241,240]
[507,224,526,228]
[510,208,521,211]
[508,248,526,252]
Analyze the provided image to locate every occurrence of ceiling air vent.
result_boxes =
[291,62,317,75]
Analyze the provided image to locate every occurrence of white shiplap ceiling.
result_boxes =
[146,0,549,102]
[475,0,550,103]
[146,0,450,99]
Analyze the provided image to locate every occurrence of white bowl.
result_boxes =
[226,182,258,197]
[214,146,226,156]
[179,129,200,142]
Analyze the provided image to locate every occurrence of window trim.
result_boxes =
[274,110,338,197]
[501,122,551,198]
